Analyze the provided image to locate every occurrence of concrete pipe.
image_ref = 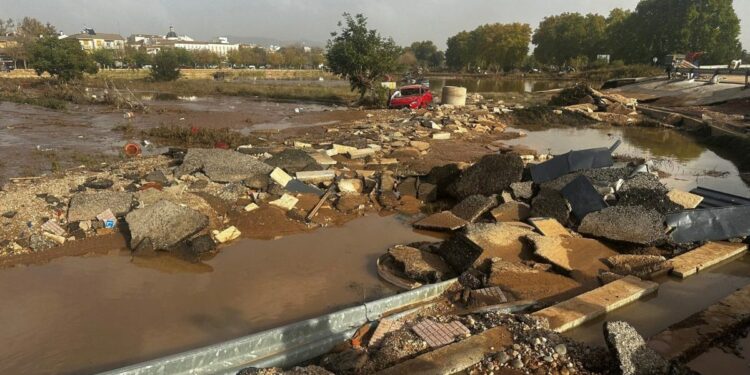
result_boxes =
[441,86,467,106]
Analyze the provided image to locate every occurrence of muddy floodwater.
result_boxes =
[504,125,750,197]
[0,215,439,375]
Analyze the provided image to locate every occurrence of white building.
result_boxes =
[173,40,239,57]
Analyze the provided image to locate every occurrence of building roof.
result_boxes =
[69,33,125,41]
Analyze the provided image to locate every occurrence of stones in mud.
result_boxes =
[144,170,170,186]
[185,234,217,257]
[238,365,334,375]
[378,191,400,208]
[417,182,437,202]
[83,177,114,190]
[242,175,270,190]
[387,245,453,283]
[604,321,669,375]
[450,195,498,222]
[491,201,531,222]
[338,178,364,194]
[530,188,571,225]
[579,206,666,245]
[397,177,418,197]
[175,148,274,183]
[336,194,369,212]
[125,200,208,252]
[67,191,135,222]
[29,234,55,252]
[265,149,321,173]
[448,154,523,200]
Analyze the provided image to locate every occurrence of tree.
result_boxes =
[191,50,221,68]
[28,36,97,81]
[326,13,401,99]
[612,0,742,64]
[309,47,326,68]
[445,31,473,71]
[532,13,607,65]
[279,45,306,68]
[7,17,56,69]
[445,23,531,72]
[266,51,284,67]
[398,50,418,68]
[173,48,194,67]
[123,46,151,69]
[0,18,14,35]
[150,49,181,81]
[409,40,444,69]
[228,46,267,67]
[91,49,115,69]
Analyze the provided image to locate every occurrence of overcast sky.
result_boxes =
[2,0,749,50]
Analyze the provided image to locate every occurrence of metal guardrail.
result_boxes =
[672,67,750,87]
[98,279,458,375]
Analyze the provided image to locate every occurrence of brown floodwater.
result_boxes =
[504,125,750,197]
[0,214,439,375]
[689,331,750,374]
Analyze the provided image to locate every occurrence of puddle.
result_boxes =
[564,254,750,347]
[0,214,439,375]
[689,331,750,374]
[504,125,750,197]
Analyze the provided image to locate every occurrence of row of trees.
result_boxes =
[227,45,325,69]
[532,0,743,66]
[445,23,532,72]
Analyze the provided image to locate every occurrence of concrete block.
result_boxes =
[670,242,748,278]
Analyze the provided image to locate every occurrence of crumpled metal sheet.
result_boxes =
[691,186,750,209]
[530,141,621,183]
[560,175,608,219]
[666,205,750,243]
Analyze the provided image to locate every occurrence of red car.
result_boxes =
[388,85,433,109]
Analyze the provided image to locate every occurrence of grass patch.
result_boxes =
[0,92,68,110]
[143,125,258,149]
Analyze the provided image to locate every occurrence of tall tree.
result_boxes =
[532,13,607,65]
[409,40,444,68]
[445,31,473,71]
[7,17,56,69]
[150,49,181,81]
[446,23,531,72]
[29,36,97,81]
[326,13,401,99]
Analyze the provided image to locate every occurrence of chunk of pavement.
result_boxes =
[397,177,418,197]
[527,234,617,284]
[528,217,572,237]
[125,200,208,251]
[487,259,584,303]
[560,175,608,220]
[411,319,470,348]
[83,177,114,190]
[510,181,534,200]
[30,234,55,252]
[285,179,324,197]
[424,163,461,198]
[579,206,666,245]
[605,255,672,278]
[68,191,134,222]
[338,178,363,194]
[438,222,536,272]
[410,140,430,151]
[212,226,242,243]
[269,194,299,211]
[270,167,294,187]
[617,174,682,215]
[491,201,531,222]
[604,321,670,375]
[380,174,397,191]
[417,182,437,202]
[530,188,571,225]
[413,211,468,232]
[265,148,321,173]
[449,154,524,200]
[378,191,400,208]
[296,170,336,183]
[387,245,453,283]
[450,194,498,222]
[175,149,274,183]
[186,234,217,257]
[666,189,703,209]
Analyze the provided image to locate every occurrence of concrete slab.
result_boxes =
[528,234,617,283]
[412,211,468,232]
[348,148,376,159]
[533,276,658,332]
[269,194,299,211]
[270,167,293,187]
[296,170,336,182]
[667,189,703,209]
[310,152,338,166]
[670,242,748,278]
[377,326,513,375]
[529,217,571,237]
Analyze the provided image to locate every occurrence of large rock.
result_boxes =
[125,200,208,251]
[617,174,682,215]
[387,245,453,283]
[265,149,321,174]
[450,194,497,222]
[579,206,666,245]
[604,321,670,375]
[67,191,134,222]
[448,154,523,200]
[175,148,273,183]
[530,188,571,225]
[423,163,461,198]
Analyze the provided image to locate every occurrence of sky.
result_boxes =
[2,0,749,50]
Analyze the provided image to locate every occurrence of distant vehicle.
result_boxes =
[248,65,256,70]
[388,85,433,109]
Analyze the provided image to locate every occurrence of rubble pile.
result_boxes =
[548,83,642,126]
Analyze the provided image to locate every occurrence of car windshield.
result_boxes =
[399,88,421,96]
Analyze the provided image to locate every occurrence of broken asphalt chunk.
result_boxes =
[448,154,523,200]
[579,206,666,245]
[530,142,619,183]
[560,175,608,220]
[413,211,468,232]
[125,200,208,252]
[67,191,134,222]
[450,194,498,222]
[175,149,274,183]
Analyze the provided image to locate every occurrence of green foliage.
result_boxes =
[91,49,115,68]
[191,49,221,68]
[150,49,181,81]
[535,0,743,66]
[228,46,268,67]
[123,46,151,69]
[532,13,607,65]
[173,48,194,67]
[408,41,445,69]
[445,23,531,72]
[29,36,97,81]
[326,13,401,100]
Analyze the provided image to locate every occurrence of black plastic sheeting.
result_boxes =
[530,140,622,183]
[691,186,750,209]
[561,175,608,219]
[666,205,750,243]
